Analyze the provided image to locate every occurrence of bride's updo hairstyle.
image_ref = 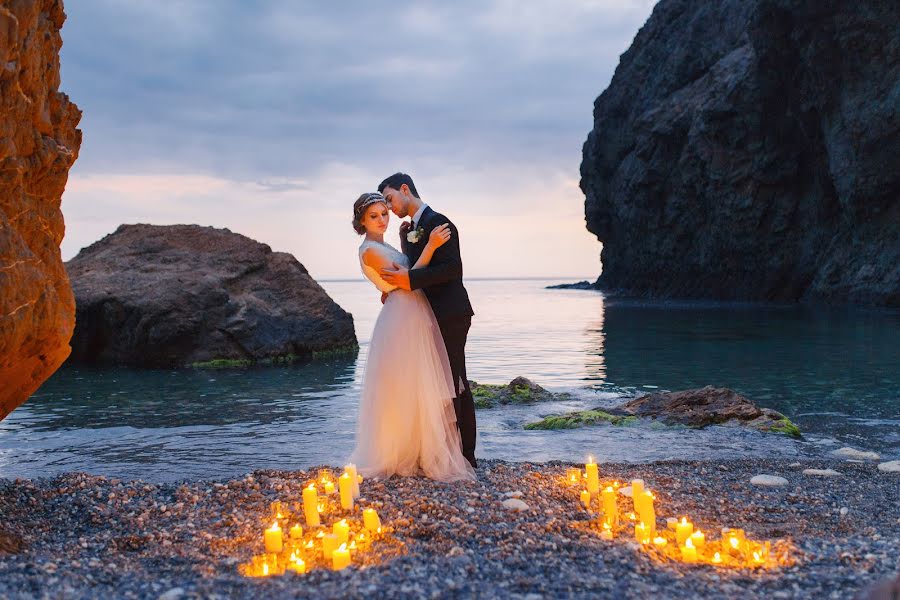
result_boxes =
[352,192,386,234]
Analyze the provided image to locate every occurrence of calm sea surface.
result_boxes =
[1,279,897,482]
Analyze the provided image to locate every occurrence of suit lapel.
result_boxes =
[409,206,433,263]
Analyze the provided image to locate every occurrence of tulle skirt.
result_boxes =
[350,289,475,482]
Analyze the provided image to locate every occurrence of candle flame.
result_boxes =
[268,521,279,531]
[587,455,594,464]
[681,517,688,525]
[653,536,666,546]
[685,538,694,548]
[729,537,739,549]
[262,563,269,576]
[712,552,722,563]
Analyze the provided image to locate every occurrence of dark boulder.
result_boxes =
[65,224,356,367]
[620,386,800,435]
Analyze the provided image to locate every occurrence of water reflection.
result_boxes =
[0,281,897,482]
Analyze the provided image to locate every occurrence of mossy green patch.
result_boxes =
[190,358,255,368]
[311,344,360,359]
[767,417,802,439]
[191,344,359,369]
[524,410,638,430]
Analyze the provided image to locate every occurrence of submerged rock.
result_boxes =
[580,0,900,306]
[525,386,800,437]
[66,224,357,368]
[470,377,574,409]
[0,0,82,421]
[524,410,638,431]
[620,386,800,436]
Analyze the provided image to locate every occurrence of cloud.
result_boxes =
[58,0,653,276]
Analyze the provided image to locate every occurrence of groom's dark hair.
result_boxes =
[378,172,420,198]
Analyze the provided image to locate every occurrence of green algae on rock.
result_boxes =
[470,377,575,409]
[524,410,638,430]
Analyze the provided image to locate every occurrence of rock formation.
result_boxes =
[0,0,81,420]
[580,0,899,306]
[65,224,357,368]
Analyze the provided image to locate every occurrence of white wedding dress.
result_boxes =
[349,239,475,482]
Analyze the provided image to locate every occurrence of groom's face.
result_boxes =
[382,186,409,218]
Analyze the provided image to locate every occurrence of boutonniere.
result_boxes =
[406,226,426,244]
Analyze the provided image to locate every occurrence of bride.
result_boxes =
[349,192,475,482]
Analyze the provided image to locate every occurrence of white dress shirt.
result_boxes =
[412,203,429,228]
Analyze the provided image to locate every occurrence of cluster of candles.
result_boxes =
[567,458,780,568]
[240,464,385,577]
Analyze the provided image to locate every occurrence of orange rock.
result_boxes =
[0,0,81,421]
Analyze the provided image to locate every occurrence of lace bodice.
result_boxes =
[359,240,410,293]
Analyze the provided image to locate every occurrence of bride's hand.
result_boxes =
[427,223,452,249]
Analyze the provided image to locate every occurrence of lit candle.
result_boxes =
[363,508,381,531]
[565,467,581,485]
[332,543,351,571]
[600,523,614,540]
[323,480,335,495]
[675,517,693,546]
[264,521,283,554]
[345,464,360,499]
[634,522,649,544]
[689,529,705,550]
[711,552,723,564]
[339,472,354,510]
[322,533,339,560]
[601,486,618,527]
[581,489,591,510]
[631,479,644,504]
[333,519,350,545]
[303,484,320,527]
[653,536,667,548]
[638,491,656,537]
[288,557,306,574]
[681,538,698,563]
[289,524,303,540]
[585,457,600,495]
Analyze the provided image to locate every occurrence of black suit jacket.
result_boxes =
[403,206,474,320]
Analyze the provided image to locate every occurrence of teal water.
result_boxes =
[1,279,897,482]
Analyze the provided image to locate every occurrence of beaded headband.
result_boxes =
[355,192,386,216]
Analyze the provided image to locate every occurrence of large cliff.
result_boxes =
[0,0,81,420]
[580,0,899,306]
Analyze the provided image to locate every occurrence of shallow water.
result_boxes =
[1,280,897,482]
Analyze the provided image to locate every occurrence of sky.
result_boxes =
[58,0,657,280]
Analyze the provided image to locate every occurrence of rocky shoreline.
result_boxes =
[1,458,896,599]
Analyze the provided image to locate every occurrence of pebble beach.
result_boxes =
[1,458,897,599]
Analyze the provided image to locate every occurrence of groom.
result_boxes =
[377,173,477,468]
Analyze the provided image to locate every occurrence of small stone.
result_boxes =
[840,507,849,516]
[503,491,524,498]
[618,486,633,497]
[158,588,185,600]
[501,498,529,511]
[831,447,880,461]
[877,460,900,473]
[449,546,465,556]
[750,474,789,487]
[802,469,842,477]
[788,462,802,468]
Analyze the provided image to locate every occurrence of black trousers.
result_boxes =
[436,314,477,467]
